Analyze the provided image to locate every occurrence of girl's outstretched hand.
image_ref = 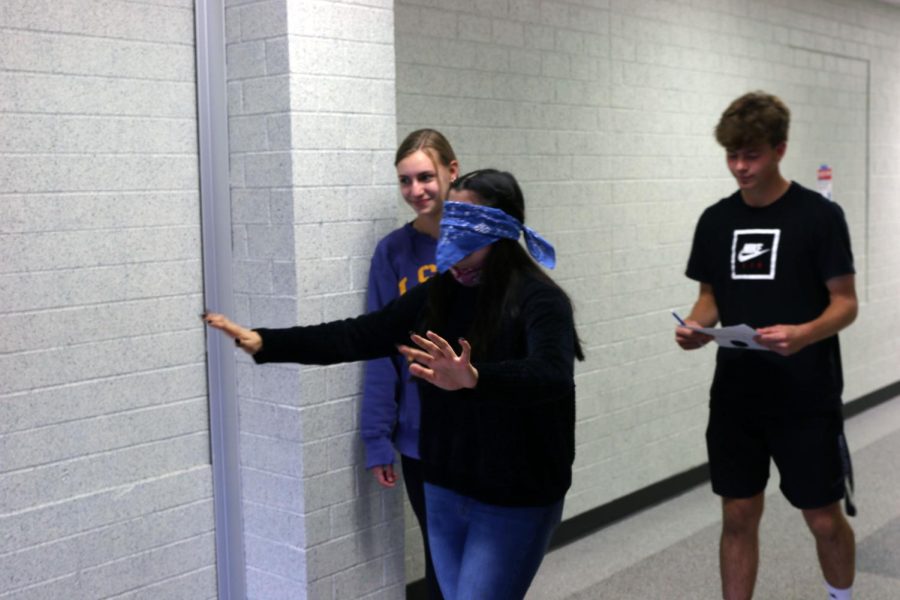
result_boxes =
[397,331,478,391]
[203,311,263,355]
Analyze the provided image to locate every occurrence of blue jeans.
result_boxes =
[401,456,444,599]
[424,483,564,600]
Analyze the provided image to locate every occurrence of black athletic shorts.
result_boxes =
[706,406,854,511]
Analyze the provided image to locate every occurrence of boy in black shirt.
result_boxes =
[676,91,858,600]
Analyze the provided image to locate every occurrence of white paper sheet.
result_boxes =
[673,312,771,351]
[689,323,770,351]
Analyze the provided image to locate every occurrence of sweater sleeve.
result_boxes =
[252,282,427,366]
[360,242,404,467]
[473,283,577,401]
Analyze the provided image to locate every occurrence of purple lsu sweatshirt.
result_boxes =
[360,222,437,468]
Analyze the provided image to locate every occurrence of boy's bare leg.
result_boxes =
[720,494,765,600]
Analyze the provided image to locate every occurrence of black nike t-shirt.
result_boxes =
[686,182,855,414]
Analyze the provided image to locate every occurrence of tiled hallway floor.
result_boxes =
[528,396,900,599]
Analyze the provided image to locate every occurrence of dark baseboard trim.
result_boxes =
[843,380,900,420]
[406,380,899,599]
[548,462,708,550]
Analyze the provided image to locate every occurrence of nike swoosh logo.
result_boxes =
[738,248,770,262]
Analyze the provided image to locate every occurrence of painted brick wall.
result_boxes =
[224,2,306,597]
[395,0,900,581]
[5,1,896,598]
[284,0,407,590]
[0,0,217,598]
[225,0,404,598]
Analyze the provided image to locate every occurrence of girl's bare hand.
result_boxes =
[203,311,263,355]
[397,331,478,391]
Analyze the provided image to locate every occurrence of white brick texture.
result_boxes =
[396,0,900,580]
[3,0,900,598]
[226,0,401,598]
[0,2,215,599]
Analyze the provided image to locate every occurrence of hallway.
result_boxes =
[528,396,900,599]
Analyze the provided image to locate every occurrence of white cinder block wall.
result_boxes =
[395,0,900,583]
[0,0,217,598]
[224,3,306,597]
[2,0,899,598]
[225,0,405,598]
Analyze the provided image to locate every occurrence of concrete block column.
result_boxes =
[224,1,403,598]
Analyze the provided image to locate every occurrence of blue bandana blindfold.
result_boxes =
[436,201,557,273]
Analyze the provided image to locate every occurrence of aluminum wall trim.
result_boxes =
[195,1,246,598]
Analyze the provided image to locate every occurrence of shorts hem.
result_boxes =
[782,490,845,511]
[710,484,767,500]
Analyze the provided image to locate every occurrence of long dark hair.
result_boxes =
[424,169,584,361]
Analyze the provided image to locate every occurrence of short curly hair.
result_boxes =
[715,91,790,151]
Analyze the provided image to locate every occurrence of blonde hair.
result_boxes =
[395,129,457,169]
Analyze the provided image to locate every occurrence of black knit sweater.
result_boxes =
[253,272,577,507]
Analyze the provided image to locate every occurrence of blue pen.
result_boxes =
[672,311,687,327]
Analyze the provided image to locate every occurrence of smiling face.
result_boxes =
[396,150,457,220]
